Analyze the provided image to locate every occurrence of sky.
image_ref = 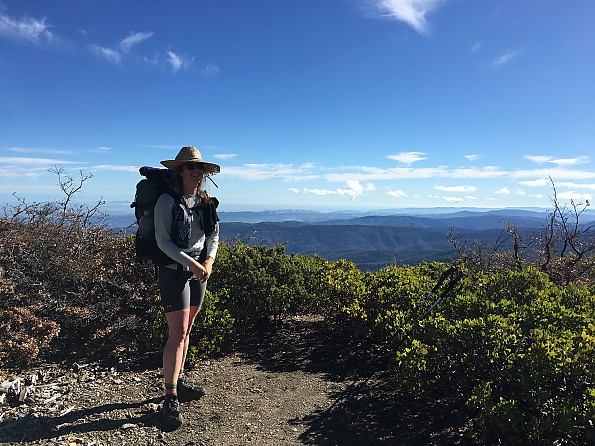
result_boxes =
[1,0,594,213]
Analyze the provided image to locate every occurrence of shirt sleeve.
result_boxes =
[154,193,194,267]
[205,221,219,260]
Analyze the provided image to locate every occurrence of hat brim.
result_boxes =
[160,159,220,174]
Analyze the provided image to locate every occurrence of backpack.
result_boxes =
[130,166,179,266]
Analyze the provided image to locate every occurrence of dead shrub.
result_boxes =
[0,307,60,367]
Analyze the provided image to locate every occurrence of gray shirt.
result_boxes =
[154,192,219,270]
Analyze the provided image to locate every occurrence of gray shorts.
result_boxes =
[158,266,207,313]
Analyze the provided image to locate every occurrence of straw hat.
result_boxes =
[160,146,221,174]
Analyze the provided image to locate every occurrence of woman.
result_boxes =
[154,146,220,428]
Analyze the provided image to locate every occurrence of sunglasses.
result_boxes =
[184,162,205,171]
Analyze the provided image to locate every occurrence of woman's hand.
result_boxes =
[201,257,214,282]
[189,260,207,281]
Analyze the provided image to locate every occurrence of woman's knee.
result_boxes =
[167,323,190,343]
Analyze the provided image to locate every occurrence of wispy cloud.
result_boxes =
[525,155,590,167]
[491,49,523,68]
[93,165,138,172]
[524,155,553,164]
[214,154,237,160]
[387,151,427,166]
[435,185,477,193]
[90,45,121,63]
[558,182,595,191]
[464,154,480,161]
[90,31,196,72]
[0,10,55,44]
[290,181,375,201]
[8,147,75,156]
[443,196,464,202]
[558,191,592,201]
[120,31,153,52]
[167,50,193,72]
[87,146,112,153]
[222,163,310,181]
[0,168,41,179]
[495,187,511,194]
[90,32,153,64]
[202,63,220,77]
[373,0,444,35]
[520,178,549,187]
[0,156,79,165]
[388,189,407,197]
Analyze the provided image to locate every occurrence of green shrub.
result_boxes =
[388,267,595,444]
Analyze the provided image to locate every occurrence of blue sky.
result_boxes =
[1,0,594,212]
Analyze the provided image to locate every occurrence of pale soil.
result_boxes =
[0,316,468,446]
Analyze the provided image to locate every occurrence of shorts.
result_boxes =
[158,266,207,313]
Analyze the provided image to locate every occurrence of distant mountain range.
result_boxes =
[105,206,595,271]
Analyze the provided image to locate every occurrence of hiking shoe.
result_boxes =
[162,395,182,428]
[177,377,206,398]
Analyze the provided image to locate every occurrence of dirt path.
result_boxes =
[0,316,467,445]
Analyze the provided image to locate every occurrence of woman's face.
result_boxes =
[181,162,204,186]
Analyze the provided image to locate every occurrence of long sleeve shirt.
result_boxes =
[154,192,219,270]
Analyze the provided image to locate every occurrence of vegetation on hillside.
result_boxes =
[1,170,593,444]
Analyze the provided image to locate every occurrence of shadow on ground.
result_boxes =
[235,317,474,446]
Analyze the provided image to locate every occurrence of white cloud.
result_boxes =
[288,188,300,194]
[520,178,549,187]
[167,50,193,72]
[512,168,595,181]
[0,156,79,165]
[120,31,153,53]
[388,189,407,197]
[8,147,75,155]
[491,49,522,68]
[558,191,592,201]
[92,165,138,172]
[551,156,590,167]
[296,181,374,201]
[87,146,112,153]
[387,151,427,166]
[91,45,121,63]
[524,155,553,164]
[443,196,464,202]
[222,164,311,181]
[0,11,54,44]
[374,0,444,35]
[464,154,480,161]
[558,182,595,190]
[495,187,511,194]
[0,168,40,178]
[214,154,237,160]
[435,185,477,193]
[524,155,589,167]
[202,63,220,77]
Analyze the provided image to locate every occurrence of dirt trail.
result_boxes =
[0,316,467,445]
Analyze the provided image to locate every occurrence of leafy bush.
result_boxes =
[388,267,595,445]
[208,242,318,325]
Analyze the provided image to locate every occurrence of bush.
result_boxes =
[389,267,595,444]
